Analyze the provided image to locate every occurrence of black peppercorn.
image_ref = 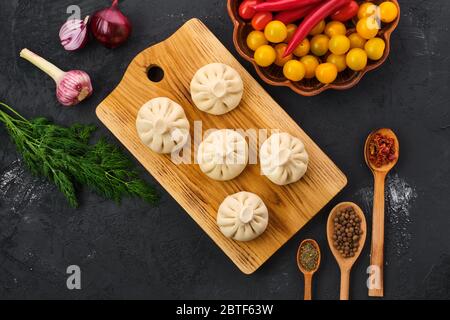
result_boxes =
[331,206,363,258]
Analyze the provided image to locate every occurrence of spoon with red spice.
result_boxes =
[364,128,400,297]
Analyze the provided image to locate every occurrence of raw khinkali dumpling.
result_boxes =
[260,132,309,185]
[136,97,190,154]
[197,129,248,181]
[217,191,269,242]
[190,63,244,115]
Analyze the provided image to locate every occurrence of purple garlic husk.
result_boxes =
[56,70,93,106]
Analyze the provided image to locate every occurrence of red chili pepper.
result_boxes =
[283,0,351,57]
[368,133,396,167]
[274,4,317,24]
[330,0,359,22]
[253,0,323,12]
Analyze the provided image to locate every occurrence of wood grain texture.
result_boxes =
[364,128,399,297]
[304,274,313,300]
[369,172,386,297]
[96,19,347,274]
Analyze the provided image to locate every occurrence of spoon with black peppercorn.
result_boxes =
[364,128,399,297]
[297,239,321,300]
[327,202,367,300]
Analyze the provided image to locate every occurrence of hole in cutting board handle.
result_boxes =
[147,65,164,82]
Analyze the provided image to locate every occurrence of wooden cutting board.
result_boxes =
[96,18,347,274]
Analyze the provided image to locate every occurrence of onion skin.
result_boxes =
[59,16,90,51]
[90,0,132,49]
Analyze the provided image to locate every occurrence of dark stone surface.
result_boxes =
[0,0,449,300]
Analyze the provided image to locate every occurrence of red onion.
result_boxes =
[59,16,90,51]
[20,49,93,106]
[90,0,132,48]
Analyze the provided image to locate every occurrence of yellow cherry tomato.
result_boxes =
[324,21,346,38]
[315,63,338,84]
[254,45,276,67]
[329,35,350,55]
[379,1,398,23]
[264,20,287,43]
[348,32,367,49]
[346,48,368,71]
[246,30,268,51]
[357,17,380,39]
[358,2,378,20]
[293,38,310,57]
[283,60,306,81]
[327,53,347,72]
[274,43,293,67]
[285,24,297,43]
[309,20,326,36]
[310,34,329,57]
[364,37,386,60]
[300,55,320,79]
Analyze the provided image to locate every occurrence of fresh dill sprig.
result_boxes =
[0,102,158,208]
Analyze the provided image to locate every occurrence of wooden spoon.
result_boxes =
[364,128,399,297]
[327,202,367,300]
[297,239,321,300]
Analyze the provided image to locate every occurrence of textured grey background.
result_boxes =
[0,0,449,300]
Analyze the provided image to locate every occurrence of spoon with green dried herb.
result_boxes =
[0,102,158,208]
[297,239,321,300]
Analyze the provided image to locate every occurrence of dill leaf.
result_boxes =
[0,102,158,208]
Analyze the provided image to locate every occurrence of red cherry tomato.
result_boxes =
[251,11,273,31]
[239,0,263,20]
[331,1,359,22]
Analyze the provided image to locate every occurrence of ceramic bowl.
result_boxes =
[227,0,400,96]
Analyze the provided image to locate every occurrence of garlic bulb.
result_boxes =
[20,48,93,106]
[56,70,93,106]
